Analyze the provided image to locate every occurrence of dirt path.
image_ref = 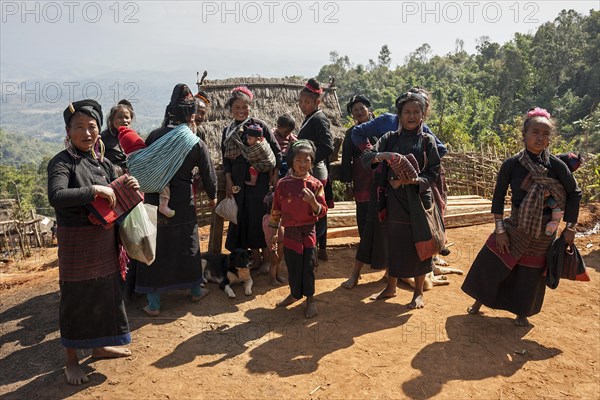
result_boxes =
[1,208,599,399]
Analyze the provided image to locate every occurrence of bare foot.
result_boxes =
[258,263,270,275]
[191,288,210,302]
[515,316,530,327]
[142,305,160,317]
[65,361,89,385]
[408,293,425,309]
[369,289,396,301]
[158,205,175,218]
[341,274,360,289]
[467,300,482,315]
[92,346,131,359]
[276,294,300,307]
[269,277,284,286]
[317,248,328,261]
[305,299,318,318]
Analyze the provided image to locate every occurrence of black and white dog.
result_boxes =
[201,249,252,299]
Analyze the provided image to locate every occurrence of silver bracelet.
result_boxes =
[495,219,506,234]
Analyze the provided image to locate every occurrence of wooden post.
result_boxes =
[14,222,26,258]
[30,210,42,248]
[208,166,226,254]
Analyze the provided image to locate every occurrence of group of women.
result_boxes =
[48,81,582,385]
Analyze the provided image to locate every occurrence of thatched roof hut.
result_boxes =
[196,77,347,162]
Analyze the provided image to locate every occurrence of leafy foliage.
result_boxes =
[318,10,600,156]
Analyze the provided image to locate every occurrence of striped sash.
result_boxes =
[233,135,276,172]
[87,173,143,226]
[485,207,554,270]
[518,150,567,238]
[127,124,199,193]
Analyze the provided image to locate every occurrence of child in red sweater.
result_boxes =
[268,140,327,318]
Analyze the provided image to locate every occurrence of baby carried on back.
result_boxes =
[118,124,199,217]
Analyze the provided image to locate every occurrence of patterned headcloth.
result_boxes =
[63,99,103,128]
[244,123,263,138]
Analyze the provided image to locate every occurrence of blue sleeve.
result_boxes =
[423,124,447,158]
[351,113,397,149]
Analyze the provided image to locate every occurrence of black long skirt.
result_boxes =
[225,157,269,251]
[355,192,387,269]
[60,271,130,349]
[462,244,546,317]
[385,186,433,279]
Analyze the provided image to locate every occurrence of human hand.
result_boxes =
[124,175,140,190]
[383,152,401,162]
[93,185,116,208]
[495,232,510,254]
[225,175,234,198]
[302,187,317,204]
[270,169,279,189]
[208,198,216,209]
[561,228,575,245]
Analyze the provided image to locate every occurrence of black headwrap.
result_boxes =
[346,94,372,115]
[395,91,426,113]
[63,99,103,128]
[118,98,133,109]
[162,84,194,127]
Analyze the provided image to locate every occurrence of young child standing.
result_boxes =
[262,192,285,285]
[269,140,328,318]
[272,114,297,178]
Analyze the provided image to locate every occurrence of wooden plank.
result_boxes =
[327,226,359,239]
[446,199,492,205]
[327,214,357,228]
[444,211,495,228]
[445,205,492,216]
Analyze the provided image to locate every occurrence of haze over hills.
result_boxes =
[0,69,208,140]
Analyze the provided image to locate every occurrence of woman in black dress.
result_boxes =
[462,107,581,326]
[221,86,282,269]
[135,84,217,316]
[361,92,441,308]
[48,99,139,385]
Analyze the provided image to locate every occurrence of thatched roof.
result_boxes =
[197,77,346,161]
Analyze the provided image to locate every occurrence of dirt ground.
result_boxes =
[1,205,599,399]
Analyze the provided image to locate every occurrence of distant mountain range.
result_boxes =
[0,69,214,141]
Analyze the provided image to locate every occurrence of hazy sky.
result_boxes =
[1,0,598,81]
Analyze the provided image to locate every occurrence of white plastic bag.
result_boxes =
[215,197,238,225]
[119,203,157,265]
